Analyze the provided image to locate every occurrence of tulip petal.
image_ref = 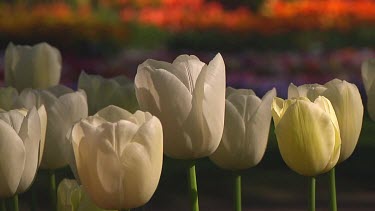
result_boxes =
[0,120,26,197]
[323,80,363,162]
[136,65,192,158]
[120,117,163,208]
[95,105,132,123]
[37,105,47,166]
[244,88,276,167]
[17,107,41,193]
[361,59,375,93]
[275,100,336,176]
[209,100,246,170]
[173,55,205,91]
[187,53,225,158]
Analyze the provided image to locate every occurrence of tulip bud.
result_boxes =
[135,53,225,159]
[57,179,115,211]
[0,107,46,197]
[70,105,163,209]
[209,87,276,170]
[78,71,139,115]
[272,97,341,176]
[4,42,61,91]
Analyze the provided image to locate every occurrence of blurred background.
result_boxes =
[1,0,375,210]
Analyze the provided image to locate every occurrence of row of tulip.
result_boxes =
[0,42,374,211]
[3,0,375,38]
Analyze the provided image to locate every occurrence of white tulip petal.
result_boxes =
[209,100,246,170]
[0,120,26,197]
[187,53,225,158]
[17,107,41,193]
[361,59,375,93]
[37,105,47,165]
[139,67,192,158]
[95,105,132,123]
[323,80,363,162]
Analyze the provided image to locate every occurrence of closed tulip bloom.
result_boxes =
[209,87,276,170]
[16,85,88,169]
[362,59,375,120]
[4,42,61,91]
[288,79,363,162]
[135,54,225,159]
[272,96,341,176]
[78,71,139,115]
[57,179,115,211]
[0,106,46,197]
[70,105,163,209]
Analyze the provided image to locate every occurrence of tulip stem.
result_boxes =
[233,172,242,211]
[12,195,18,211]
[309,177,316,211]
[1,199,6,211]
[187,161,199,211]
[329,168,337,211]
[49,170,57,211]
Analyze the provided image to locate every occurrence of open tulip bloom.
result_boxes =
[4,42,61,91]
[272,96,341,211]
[0,106,46,210]
[209,87,276,211]
[69,105,163,210]
[135,53,225,211]
[289,79,363,211]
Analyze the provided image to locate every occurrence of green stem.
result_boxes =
[49,170,56,211]
[329,168,337,211]
[187,161,199,211]
[309,177,316,211]
[1,199,6,211]
[12,195,18,211]
[233,172,242,211]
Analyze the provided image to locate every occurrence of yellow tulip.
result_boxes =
[57,179,115,211]
[70,105,163,209]
[78,71,139,115]
[135,54,225,159]
[4,42,61,91]
[0,107,46,197]
[272,96,341,176]
[288,79,363,163]
[210,87,276,170]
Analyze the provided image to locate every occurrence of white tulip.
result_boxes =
[210,87,276,170]
[70,105,163,209]
[16,85,88,169]
[78,71,138,115]
[0,106,46,197]
[135,53,226,159]
[4,42,61,91]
